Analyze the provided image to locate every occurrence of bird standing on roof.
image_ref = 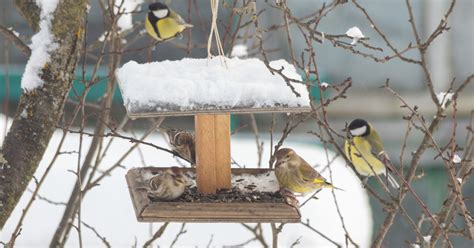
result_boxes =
[344,118,399,189]
[274,148,339,198]
[163,128,196,164]
[147,167,187,200]
[145,2,193,41]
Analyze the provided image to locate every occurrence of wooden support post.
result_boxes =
[195,114,231,194]
[214,114,231,189]
[195,115,217,194]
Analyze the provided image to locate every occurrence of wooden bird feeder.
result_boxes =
[117,57,310,223]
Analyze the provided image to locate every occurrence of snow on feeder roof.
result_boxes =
[115,57,311,118]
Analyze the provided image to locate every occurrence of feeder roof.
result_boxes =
[116,57,310,118]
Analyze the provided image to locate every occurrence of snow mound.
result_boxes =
[116,57,310,115]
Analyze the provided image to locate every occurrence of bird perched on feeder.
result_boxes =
[163,128,196,164]
[145,2,193,41]
[274,148,339,198]
[344,118,399,189]
[147,167,187,200]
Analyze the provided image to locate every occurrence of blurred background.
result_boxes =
[1,0,473,246]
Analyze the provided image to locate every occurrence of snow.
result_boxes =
[423,235,431,242]
[0,114,372,247]
[98,33,106,42]
[20,0,59,90]
[116,57,310,114]
[230,44,248,58]
[452,154,461,164]
[345,26,365,45]
[456,178,463,184]
[321,82,329,89]
[436,92,454,109]
[7,27,19,37]
[143,170,280,193]
[232,172,280,192]
[115,0,143,32]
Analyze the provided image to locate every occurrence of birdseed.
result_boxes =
[149,186,285,203]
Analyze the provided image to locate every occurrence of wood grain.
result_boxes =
[195,115,217,194]
[214,114,231,189]
[125,167,301,223]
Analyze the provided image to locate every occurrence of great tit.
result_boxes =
[145,2,193,41]
[344,119,399,189]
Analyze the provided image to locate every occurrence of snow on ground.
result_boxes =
[20,0,59,90]
[115,0,143,32]
[346,27,365,45]
[116,57,310,114]
[0,114,372,247]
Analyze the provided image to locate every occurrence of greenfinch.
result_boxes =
[274,148,338,195]
[344,118,399,188]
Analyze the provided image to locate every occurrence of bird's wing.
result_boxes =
[367,124,396,172]
[169,10,193,28]
[299,160,326,183]
[368,124,385,157]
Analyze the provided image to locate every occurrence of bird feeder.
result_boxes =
[117,57,310,223]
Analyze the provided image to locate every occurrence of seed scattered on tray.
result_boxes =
[149,186,285,203]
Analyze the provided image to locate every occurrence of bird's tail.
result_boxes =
[386,172,399,189]
[183,23,194,28]
[324,182,345,191]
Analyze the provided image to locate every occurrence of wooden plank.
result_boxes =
[140,202,300,223]
[125,170,151,217]
[125,106,312,119]
[138,217,300,223]
[125,167,301,223]
[195,115,217,194]
[214,114,231,189]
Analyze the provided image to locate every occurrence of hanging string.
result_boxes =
[207,0,227,67]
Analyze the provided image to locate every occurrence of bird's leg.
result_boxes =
[280,188,299,208]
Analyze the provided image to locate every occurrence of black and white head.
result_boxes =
[348,118,370,137]
[148,2,170,19]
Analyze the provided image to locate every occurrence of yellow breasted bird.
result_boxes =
[344,118,399,188]
[274,148,339,196]
[145,2,193,41]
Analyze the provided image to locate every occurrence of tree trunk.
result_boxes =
[0,0,88,229]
